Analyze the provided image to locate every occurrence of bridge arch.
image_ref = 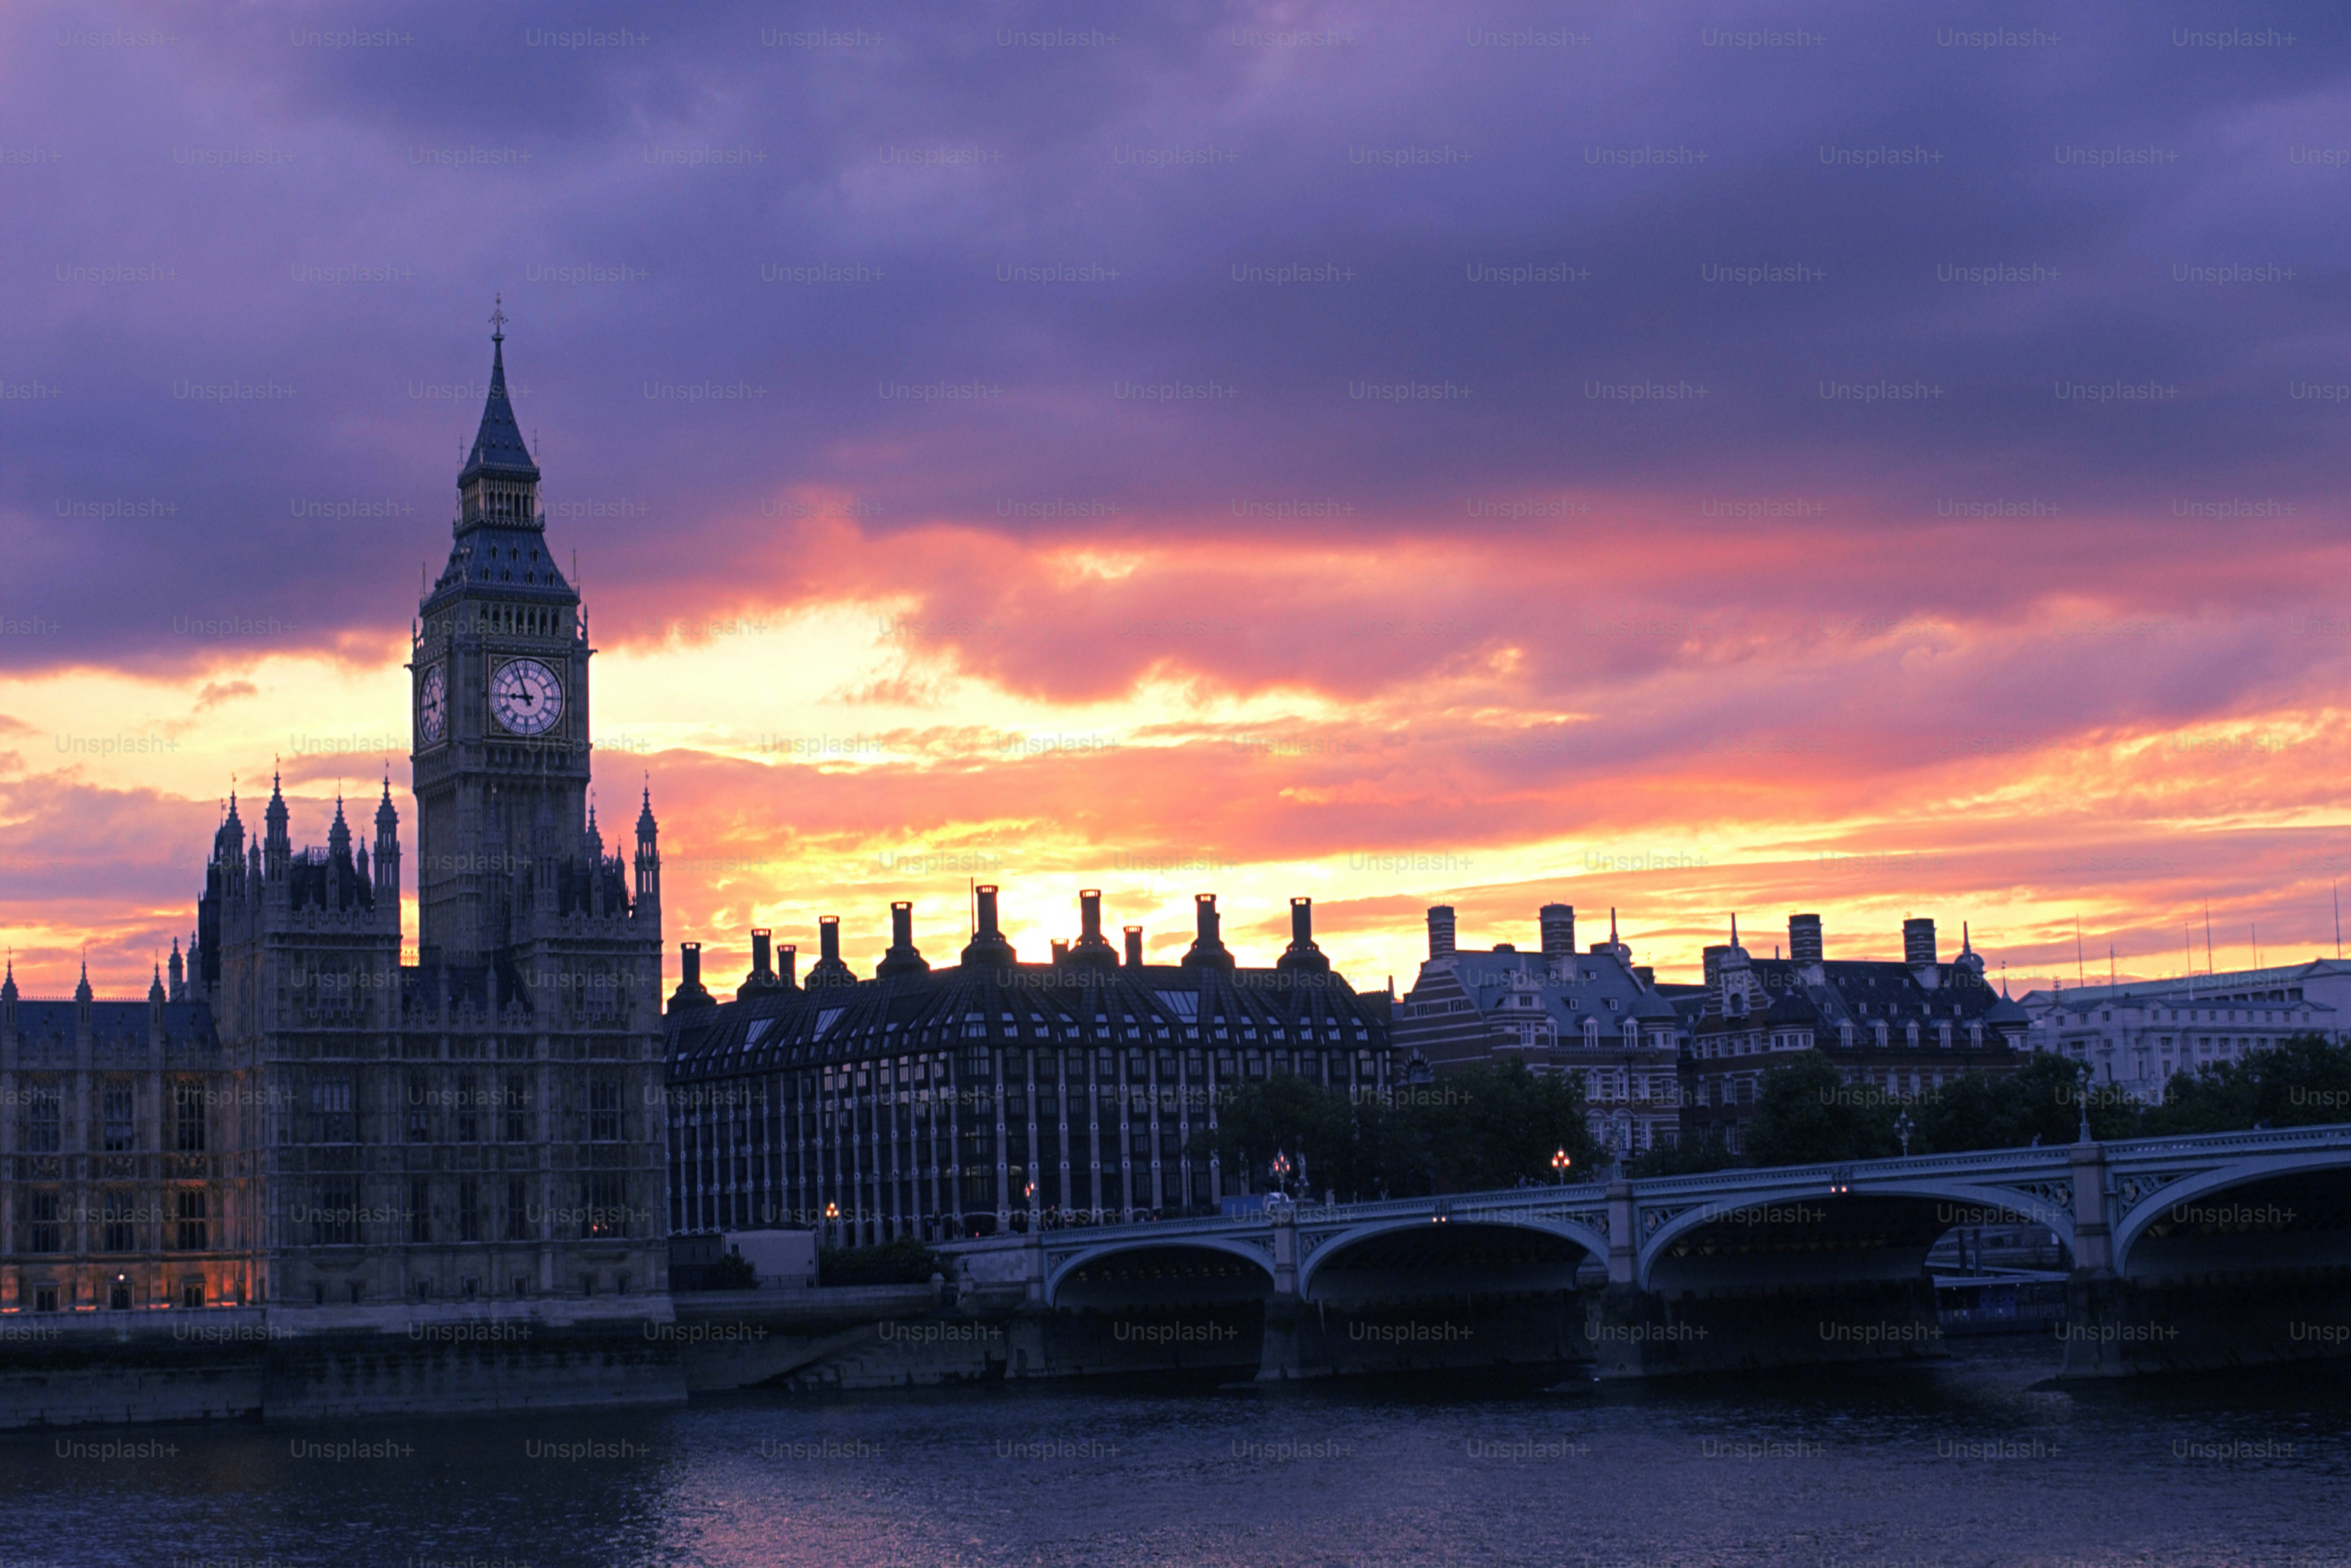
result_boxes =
[1043,1236,1276,1308]
[2113,1146,2351,1276]
[1637,1179,2074,1293]
[1299,1215,1605,1301]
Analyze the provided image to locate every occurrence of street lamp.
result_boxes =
[1894,1111,1915,1158]
[1270,1151,1292,1199]
[1552,1148,1572,1186]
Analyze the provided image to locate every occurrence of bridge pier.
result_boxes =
[1255,1295,1333,1381]
[2058,1140,2132,1379]
[1590,1180,1683,1380]
[1256,1203,1333,1380]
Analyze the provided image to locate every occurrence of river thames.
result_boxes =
[3,1339,2346,1568]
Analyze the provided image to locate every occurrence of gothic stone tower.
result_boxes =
[189,319,668,1317]
[413,316,591,961]
[386,314,668,1309]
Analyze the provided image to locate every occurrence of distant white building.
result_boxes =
[2016,958,2351,1102]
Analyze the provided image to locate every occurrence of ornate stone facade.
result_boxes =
[3,326,668,1316]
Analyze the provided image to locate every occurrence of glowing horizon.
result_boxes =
[5,0,2348,1001]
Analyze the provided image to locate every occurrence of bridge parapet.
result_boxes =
[941,1123,2351,1321]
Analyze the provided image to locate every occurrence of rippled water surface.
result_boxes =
[4,1340,2348,1568]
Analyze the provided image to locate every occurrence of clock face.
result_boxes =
[418,664,448,745]
[490,657,563,736]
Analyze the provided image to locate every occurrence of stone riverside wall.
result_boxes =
[0,1302,686,1428]
[12,1266,2350,1426]
[670,1284,1001,1391]
[0,1289,1024,1425]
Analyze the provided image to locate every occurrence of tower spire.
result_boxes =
[457,300,538,495]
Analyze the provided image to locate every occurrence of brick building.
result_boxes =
[1680,914,2030,1154]
[1394,903,1691,1156]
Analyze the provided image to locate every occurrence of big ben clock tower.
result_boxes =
[412,307,622,960]
[181,308,670,1329]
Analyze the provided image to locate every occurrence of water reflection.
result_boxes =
[0,1339,2345,1568]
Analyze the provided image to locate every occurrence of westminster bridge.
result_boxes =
[928,1123,2351,1381]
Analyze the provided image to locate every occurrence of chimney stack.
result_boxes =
[1278,896,1330,973]
[1124,925,1145,967]
[807,915,856,986]
[1539,903,1574,959]
[961,884,1016,968]
[1070,888,1119,967]
[1904,917,1938,967]
[1427,905,1457,959]
[777,943,797,989]
[878,900,929,978]
[1181,893,1235,969]
[669,940,715,1011]
[738,927,784,999]
[1789,913,1824,966]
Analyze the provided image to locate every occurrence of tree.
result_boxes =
[1908,1069,2014,1154]
[1195,1074,1356,1196]
[2243,1033,2351,1126]
[704,1251,757,1290]
[2143,1033,2351,1135]
[1195,1062,1604,1199]
[1626,1133,1735,1178]
[1911,1054,2138,1154]
[1426,1061,1603,1192]
[1746,1051,1898,1166]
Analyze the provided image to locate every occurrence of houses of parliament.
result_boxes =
[0,323,669,1316]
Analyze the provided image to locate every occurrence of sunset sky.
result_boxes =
[4,0,2348,999]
